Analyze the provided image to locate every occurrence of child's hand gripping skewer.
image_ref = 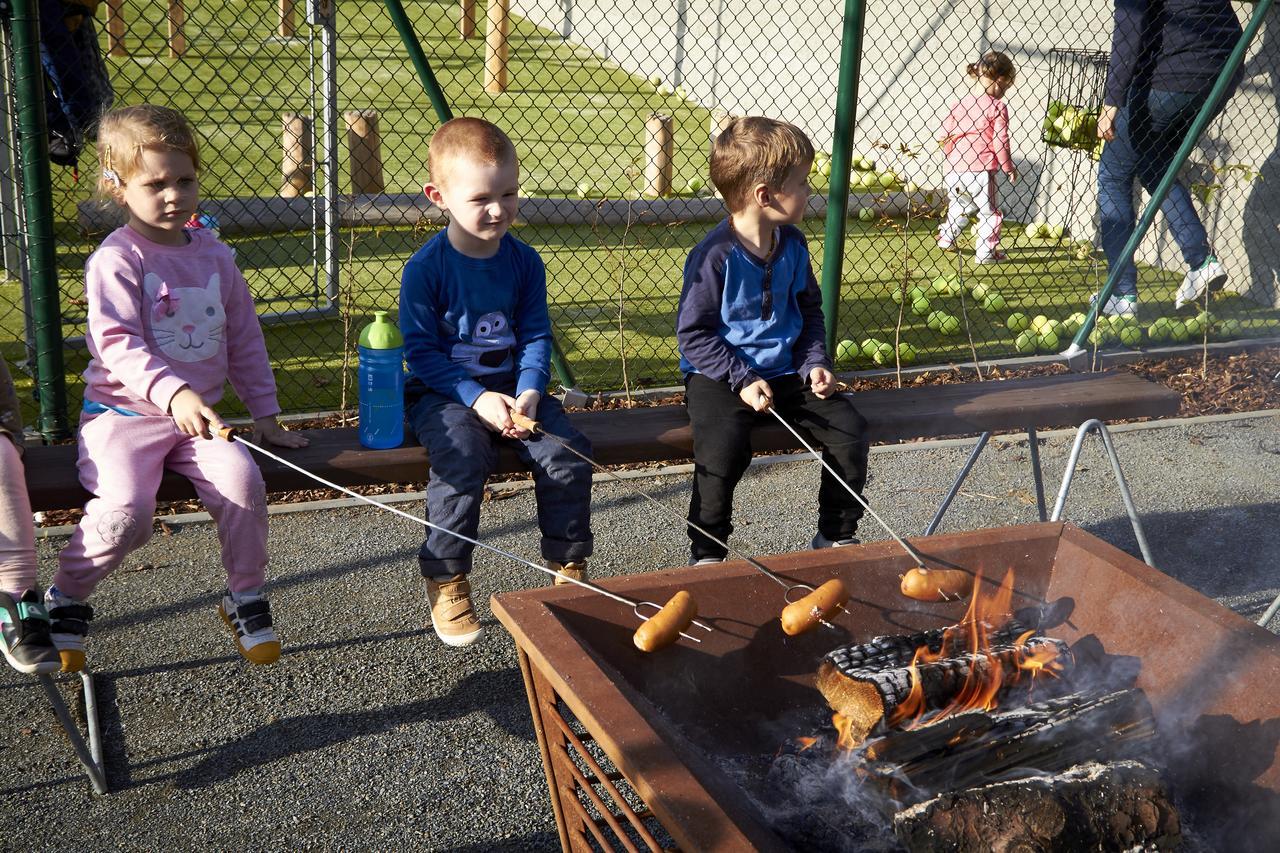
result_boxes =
[213,426,709,651]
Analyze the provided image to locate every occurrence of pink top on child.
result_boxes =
[81,225,280,420]
[940,92,1014,175]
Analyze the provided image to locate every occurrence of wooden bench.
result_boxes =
[25,371,1178,515]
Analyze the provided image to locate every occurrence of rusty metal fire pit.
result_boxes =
[492,522,1280,852]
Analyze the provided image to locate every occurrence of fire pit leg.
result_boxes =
[1050,419,1155,567]
[1258,592,1280,628]
[38,669,107,795]
[1027,426,1048,521]
[924,432,992,535]
[516,649,573,851]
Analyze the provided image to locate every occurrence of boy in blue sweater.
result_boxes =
[676,117,869,564]
[400,118,593,646]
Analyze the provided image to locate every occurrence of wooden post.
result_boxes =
[281,112,314,198]
[106,0,127,57]
[167,0,186,59]
[345,110,385,195]
[460,0,477,39]
[644,113,674,198]
[485,0,509,93]
[279,0,297,39]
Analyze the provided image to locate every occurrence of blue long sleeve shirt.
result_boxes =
[676,219,830,391]
[399,231,552,406]
[1104,0,1243,107]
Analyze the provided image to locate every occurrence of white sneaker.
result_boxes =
[219,589,281,664]
[1089,292,1137,318]
[1175,256,1227,309]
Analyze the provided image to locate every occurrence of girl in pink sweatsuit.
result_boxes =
[46,105,308,673]
[937,51,1019,263]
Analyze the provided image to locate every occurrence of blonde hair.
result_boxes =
[428,117,517,187]
[967,51,1017,87]
[95,104,199,201]
[710,117,814,212]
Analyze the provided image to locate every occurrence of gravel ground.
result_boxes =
[3,411,1278,850]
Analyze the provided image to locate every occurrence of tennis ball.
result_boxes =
[1024,222,1042,238]
[835,339,858,363]
[1088,326,1113,346]
[930,275,953,295]
[819,159,833,177]
[857,156,876,171]
[1216,318,1243,339]
[860,338,882,358]
[657,83,674,96]
[1031,314,1052,334]
[873,342,895,364]
[1167,320,1190,342]
[897,343,918,364]
[927,310,945,330]
[675,86,688,100]
[1118,325,1143,346]
[1006,312,1031,332]
[1042,320,1064,340]
[909,285,928,302]
[1183,315,1206,337]
[912,296,931,316]
[858,207,876,222]
[939,314,961,335]
[1064,311,1087,333]
[970,282,990,301]
[1195,309,1215,329]
[1039,330,1060,350]
[685,176,705,194]
[982,293,1007,312]
[1014,330,1038,353]
[1036,223,1052,238]
[648,74,662,87]
[576,181,597,198]
[878,172,897,188]
[1047,224,1067,240]
[1147,317,1172,341]
[905,181,922,194]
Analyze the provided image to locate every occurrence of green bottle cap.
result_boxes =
[358,311,403,349]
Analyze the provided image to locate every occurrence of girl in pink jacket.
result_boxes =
[45,105,308,673]
[937,51,1019,263]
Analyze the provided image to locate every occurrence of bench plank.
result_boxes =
[25,372,1178,513]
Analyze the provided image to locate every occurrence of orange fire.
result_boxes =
[886,568,1064,732]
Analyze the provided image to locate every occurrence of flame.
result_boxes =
[795,736,818,752]
[832,713,862,751]
[883,568,1064,733]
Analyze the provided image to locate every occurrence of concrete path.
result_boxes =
[3,412,1278,850]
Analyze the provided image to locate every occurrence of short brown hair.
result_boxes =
[96,104,199,200]
[967,51,1016,86]
[428,117,517,187]
[710,117,814,212]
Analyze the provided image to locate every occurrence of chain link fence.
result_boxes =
[3,0,1278,427]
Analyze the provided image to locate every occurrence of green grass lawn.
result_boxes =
[7,0,1277,427]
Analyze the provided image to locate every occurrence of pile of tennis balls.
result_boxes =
[835,337,917,366]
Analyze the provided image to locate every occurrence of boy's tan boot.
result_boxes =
[425,575,483,647]
[547,560,588,586]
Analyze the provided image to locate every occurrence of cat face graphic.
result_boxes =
[143,272,225,363]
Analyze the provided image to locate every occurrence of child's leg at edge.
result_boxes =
[975,171,1004,257]
[776,378,870,542]
[518,395,594,566]
[409,393,498,579]
[938,173,975,246]
[53,415,173,600]
[166,434,269,593]
[0,437,37,597]
[684,373,756,561]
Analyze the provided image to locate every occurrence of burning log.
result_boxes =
[893,760,1181,852]
[816,619,1069,744]
[862,689,1158,798]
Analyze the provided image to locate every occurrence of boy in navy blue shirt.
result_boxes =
[676,117,869,564]
[400,118,593,646]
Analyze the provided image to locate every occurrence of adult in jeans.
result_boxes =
[1095,0,1243,317]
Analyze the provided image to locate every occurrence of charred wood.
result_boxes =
[893,760,1181,852]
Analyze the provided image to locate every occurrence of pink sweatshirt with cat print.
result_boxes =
[81,225,280,420]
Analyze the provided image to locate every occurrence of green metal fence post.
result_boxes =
[819,0,867,353]
[383,0,454,124]
[11,0,69,439]
[1064,0,1273,357]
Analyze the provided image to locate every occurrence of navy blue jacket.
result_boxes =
[676,220,830,392]
[1104,0,1243,106]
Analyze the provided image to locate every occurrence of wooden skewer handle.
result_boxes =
[510,411,540,432]
[216,426,241,442]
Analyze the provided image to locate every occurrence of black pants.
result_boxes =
[684,372,869,560]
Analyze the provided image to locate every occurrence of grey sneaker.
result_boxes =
[1175,255,1227,309]
[811,533,861,549]
[426,575,483,647]
[1,590,62,675]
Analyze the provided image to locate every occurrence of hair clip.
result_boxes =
[102,168,121,188]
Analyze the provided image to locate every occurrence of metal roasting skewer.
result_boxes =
[763,403,927,568]
[508,412,840,618]
[215,427,711,644]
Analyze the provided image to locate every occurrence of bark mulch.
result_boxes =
[38,348,1279,528]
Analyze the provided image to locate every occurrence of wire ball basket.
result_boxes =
[1042,48,1109,156]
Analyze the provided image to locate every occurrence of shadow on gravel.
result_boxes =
[170,668,531,790]
[439,835,562,852]
[1082,500,1280,608]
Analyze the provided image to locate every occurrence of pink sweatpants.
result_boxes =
[54,414,269,599]
[0,436,37,597]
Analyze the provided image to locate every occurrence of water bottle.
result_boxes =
[357,311,405,449]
